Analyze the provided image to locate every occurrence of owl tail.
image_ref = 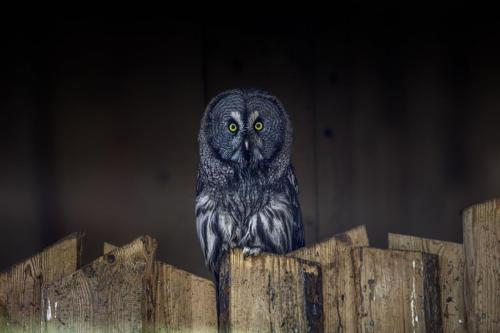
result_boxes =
[214,271,221,330]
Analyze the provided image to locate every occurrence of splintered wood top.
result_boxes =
[389,233,466,333]
[0,232,83,332]
[42,235,157,333]
[102,240,217,332]
[220,249,322,333]
[289,225,368,333]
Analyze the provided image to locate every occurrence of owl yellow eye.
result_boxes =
[228,122,238,133]
[254,121,264,131]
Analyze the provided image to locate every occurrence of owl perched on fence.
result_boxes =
[195,88,304,274]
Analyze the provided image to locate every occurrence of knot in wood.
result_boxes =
[106,254,116,264]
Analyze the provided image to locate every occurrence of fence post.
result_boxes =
[388,233,466,332]
[104,241,217,332]
[218,249,323,332]
[0,232,83,332]
[290,225,368,332]
[462,198,500,332]
[42,235,157,332]
[352,247,442,332]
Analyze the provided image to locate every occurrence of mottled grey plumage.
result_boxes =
[196,88,304,273]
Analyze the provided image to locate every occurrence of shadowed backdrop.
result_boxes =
[1,10,499,278]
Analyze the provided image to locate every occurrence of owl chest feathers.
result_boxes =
[202,178,275,232]
[195,172,296,266]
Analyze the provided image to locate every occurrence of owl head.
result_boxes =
[199,89,292,186]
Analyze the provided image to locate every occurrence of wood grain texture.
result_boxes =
[290,225,368,332]
[0,233,83,333]
[153,262,216,332]
[388,233,466,332]
[42,235,157,333]
[462,198,500,332]
[352,247,442,333]
[333,225,369,246]
[103,241,217,332]
[103,242,117,255]
[219,249,323,333]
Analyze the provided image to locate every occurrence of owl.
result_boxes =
[195,88,304,274]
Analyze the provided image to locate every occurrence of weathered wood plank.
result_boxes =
[153,262,216,332]
[352,247,442,333]
[219,249,323,333]
[290,225,367,332]
[388,233,466,332]
[103,242,217,332]
[103,242,116,255]
[333,225,369,246]
[462,198,500,332]
[42,235,157,333]
[0,232,83,333]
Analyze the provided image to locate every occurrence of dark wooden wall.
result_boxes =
[1,13,499,278]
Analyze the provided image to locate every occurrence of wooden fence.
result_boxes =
[0,198,498,332]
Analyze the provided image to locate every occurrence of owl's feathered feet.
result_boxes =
[242,246,262,257]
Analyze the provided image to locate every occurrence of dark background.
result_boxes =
[1,10,499,278]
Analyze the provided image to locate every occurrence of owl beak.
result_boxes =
[244,139,250,151]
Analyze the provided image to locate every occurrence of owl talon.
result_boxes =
[243,247,262,257]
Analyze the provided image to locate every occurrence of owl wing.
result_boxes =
[284,165,305,249]
[195,174,223,273]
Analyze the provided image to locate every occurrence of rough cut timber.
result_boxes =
[153,262,217,332]
[388,233,467,332]
[332,224,369,246]
[103,241,116,256]
[0,232,83,332]
[219,249,323,333]
[290,225,369,332]
[462,198,500,332]
[352,247,443,333]
[103,242,217,332]
[42,235,157,333]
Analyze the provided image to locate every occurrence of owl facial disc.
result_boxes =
[200,88,292,183]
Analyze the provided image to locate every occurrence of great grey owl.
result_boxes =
[195,88,304,274]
